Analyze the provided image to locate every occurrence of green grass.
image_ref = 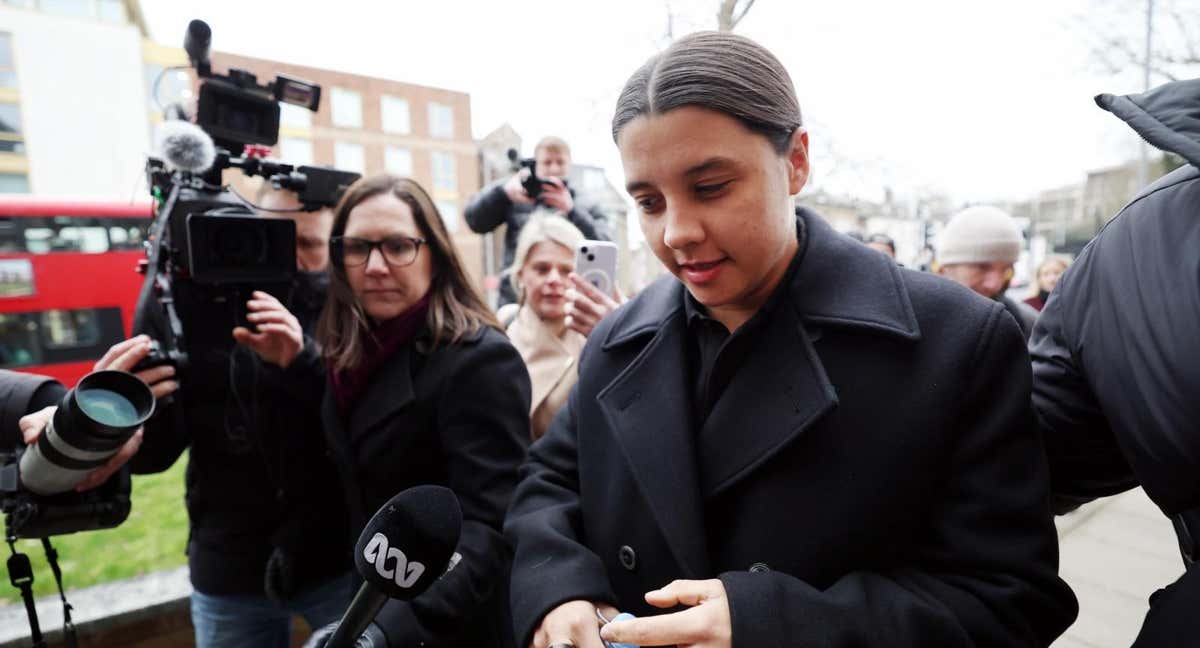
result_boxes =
[1,456,189,604]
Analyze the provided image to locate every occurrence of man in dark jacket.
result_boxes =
[131,186,352,648]
[465,136,611,306]
[1031,77,1200,647]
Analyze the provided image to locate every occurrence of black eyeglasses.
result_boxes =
[330,235,426,267]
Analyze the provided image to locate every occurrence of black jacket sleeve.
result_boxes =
[564,201,611,242]
[719,303,1077,647]
[464,180,513,235]
[1030,270,1138,513]
[505,386,618,645]
[373,334,532,644]
[128,289,189,475]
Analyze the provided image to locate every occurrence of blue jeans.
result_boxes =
[190,572,354,648]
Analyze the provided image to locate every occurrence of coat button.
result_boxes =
[618,545,637,571]
[749,562,770,573]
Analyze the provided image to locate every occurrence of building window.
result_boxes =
[431,152,457,193]
[0,173,28,193]
[280,103,312,128]
[278,137,314,166]
[384,147,413,176]
[144,63,192,113]
[0,33,16,88]
[428,102,454,139]
[331,88,363,129]
[335,142,365,173]
[0,103,23,154]
[435,200,459,232]
[96,0,126,23]
[39,0,92,18]
[381,96,411,135]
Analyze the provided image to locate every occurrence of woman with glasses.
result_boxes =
[307,174,531,647]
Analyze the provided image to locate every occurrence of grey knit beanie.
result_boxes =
[936,206,1022,266]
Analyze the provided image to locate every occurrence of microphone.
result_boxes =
[326,485,463,648]
[154,119,216,174]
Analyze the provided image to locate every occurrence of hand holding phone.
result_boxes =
[574,240,618,296]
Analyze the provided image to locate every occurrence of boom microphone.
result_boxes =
[155,119,216,174]
[326,485,463,648]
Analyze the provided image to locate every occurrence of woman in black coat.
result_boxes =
[308,175,531,647]
[504,32,1077,648]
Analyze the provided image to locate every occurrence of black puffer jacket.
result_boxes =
[1031,78,1200,524]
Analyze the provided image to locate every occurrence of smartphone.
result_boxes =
[575,240,618,296]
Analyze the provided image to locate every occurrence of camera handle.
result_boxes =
[6,534,78,647]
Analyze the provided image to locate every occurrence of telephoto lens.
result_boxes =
[18,371,154,495]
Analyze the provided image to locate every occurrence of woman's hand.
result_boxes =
[233,291,304,368]
[531,600,620,648]
[599,579,732,648]
[564,274,623,338]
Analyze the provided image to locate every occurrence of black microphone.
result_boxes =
[326,485,463,648]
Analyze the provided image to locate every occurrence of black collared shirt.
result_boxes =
[685,220,806,425]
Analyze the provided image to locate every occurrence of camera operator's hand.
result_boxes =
[504,170,536,205]
[233,291,304,369]
[539,176,574,213]
[95,335,179,400]
[564,273,624,338]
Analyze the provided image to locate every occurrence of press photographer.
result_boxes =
[128,19,361,647]
[1,338,172,647]
[465,136,612,305]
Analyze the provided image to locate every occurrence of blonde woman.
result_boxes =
[1025,256,1069,311]
[504,212,590,440]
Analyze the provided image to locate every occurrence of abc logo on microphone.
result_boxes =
[352,485,462,600]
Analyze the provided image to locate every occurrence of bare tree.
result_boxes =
[1075,0,1200,83]
[717,0,757,32]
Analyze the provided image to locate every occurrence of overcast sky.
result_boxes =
[139,0,1176,206]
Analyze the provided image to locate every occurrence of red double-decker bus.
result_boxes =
[0,196,153,385]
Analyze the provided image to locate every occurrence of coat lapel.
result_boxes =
[347,344,417,439]
[597,295,710,578]
[697,299,837,497]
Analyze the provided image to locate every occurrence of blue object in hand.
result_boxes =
[602,612,639,648]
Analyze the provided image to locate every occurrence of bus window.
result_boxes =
[0,313,39,368]
[0,217,19,253]
[40,309,101,349]
[0,258,33,296]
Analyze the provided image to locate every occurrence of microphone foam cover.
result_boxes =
[155,119,216,174]
[353,485,463,600]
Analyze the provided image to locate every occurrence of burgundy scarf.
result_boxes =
[330,294,430,416]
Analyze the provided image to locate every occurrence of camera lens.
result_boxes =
[581,247,589,253]
[19,370,155,495]
[588,254,595,262]
[212,222,269,266]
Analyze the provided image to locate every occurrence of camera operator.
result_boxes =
[465,136,612,306]
[130,183,353,648]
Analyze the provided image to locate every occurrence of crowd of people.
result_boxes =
[16,30,1200,648]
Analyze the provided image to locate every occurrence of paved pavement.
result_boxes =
[1053,488,1184,648]
[0,488,1184,647]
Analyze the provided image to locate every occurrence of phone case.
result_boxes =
[575,241,618,295]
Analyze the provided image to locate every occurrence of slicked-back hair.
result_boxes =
[612,31,802,153]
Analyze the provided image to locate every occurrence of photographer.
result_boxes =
[130,184,353,648]
[465,136,612,305]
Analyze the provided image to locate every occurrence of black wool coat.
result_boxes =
[321,326,531,647]
[505,211,1077,647]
